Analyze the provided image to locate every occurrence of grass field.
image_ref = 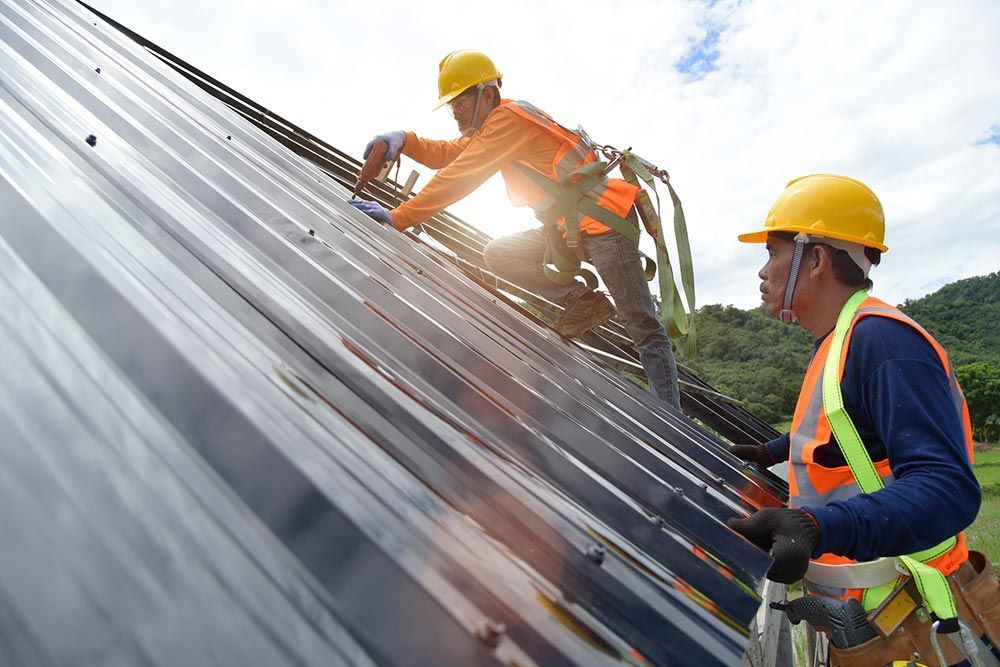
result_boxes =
[969,445,1000,576]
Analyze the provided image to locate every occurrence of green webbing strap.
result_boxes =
[534,164,602,227]
[823,290,959,620]
[541,222,582,286]
[620,155,697,357]
[860,536,960,611]
[575,197,640,244]
[897,555,958,621]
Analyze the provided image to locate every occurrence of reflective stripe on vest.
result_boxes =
[497,100,637,234]
[788,295,974,601]
[787,332,894,509]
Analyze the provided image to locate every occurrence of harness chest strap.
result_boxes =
[513,161,638,242]
[804,289,960,621]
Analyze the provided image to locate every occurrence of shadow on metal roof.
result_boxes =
[0,0,788,664]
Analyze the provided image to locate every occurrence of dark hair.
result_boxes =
[771,231,881,289]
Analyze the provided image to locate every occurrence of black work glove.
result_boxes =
[727,508,819,584]
[729,443,774,468]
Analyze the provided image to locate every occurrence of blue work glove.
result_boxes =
[364,131,406,160]
[349,198,394,226]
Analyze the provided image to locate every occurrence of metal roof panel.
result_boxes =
[0,1,786,664]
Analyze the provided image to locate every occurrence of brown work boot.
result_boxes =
[553,290,616,337]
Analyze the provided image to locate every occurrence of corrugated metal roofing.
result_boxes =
[0,1,787,664]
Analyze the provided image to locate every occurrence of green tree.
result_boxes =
[686,303,812,423]
[957,362,1000,443]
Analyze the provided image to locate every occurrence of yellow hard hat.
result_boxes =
[435,50,502,110]
[738,174,888,252]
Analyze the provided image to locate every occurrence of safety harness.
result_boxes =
[513,136,697,356]
[812,289,962,622]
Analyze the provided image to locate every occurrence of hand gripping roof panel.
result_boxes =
[0,1,787,665]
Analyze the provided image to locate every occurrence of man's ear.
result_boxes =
[807,244,833,278]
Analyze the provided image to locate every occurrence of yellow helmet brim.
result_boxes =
[433,88,465,111]
[433,74,501,110]
[736,229,770,244]
[737,225,889,252]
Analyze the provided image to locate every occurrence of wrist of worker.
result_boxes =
[401,131,417,157]
[766,432,790,464]
[390,207,416,232]
[799,505,845,559]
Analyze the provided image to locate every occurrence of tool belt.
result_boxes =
[829,551,1000,666]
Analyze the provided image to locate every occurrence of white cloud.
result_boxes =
[88,0,1000,309]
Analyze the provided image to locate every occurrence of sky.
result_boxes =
[88,0,1000,309]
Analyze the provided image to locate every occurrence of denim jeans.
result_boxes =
[484,226,681,409]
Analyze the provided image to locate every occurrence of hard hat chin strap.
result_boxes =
[461,83,487,138]
[779,233,809,323]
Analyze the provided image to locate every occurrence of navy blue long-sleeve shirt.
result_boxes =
[765,316,981,561]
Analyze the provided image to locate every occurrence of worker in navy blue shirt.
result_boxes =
[725,177,990,663]
[747,316,980,563]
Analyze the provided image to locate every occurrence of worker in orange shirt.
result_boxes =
[350,50,681,409]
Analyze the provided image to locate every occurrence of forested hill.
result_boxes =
[686,272,1000,436]
[684,303,811,424]
[900,272,1000,368]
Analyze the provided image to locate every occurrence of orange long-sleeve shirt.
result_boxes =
[390,104,562,231]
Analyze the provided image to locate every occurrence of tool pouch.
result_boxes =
[828,551,1000,666]
[952,550,1000,649]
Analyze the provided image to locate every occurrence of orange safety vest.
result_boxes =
[787,296,974,602]
[497,100,638,236]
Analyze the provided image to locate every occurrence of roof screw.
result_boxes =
[673,486,685,495]
[94,67,101,74]
[476,620,505,649]
[700,482,708,491]
[714,476,726,487]
[587,544,606,565]
[649,514,665,528]
[416,269,424,275]
[226,135,232,140]
[308,229,315,236]
[85,134,97,147]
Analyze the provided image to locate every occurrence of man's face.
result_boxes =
[448,88,479,133]
[448,87,493,133]
[759,235,795,317]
